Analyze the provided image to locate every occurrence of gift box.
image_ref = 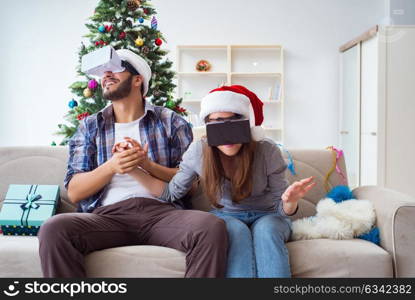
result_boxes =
[0,184,60,236]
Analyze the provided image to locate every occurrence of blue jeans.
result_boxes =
[210,210,292,278]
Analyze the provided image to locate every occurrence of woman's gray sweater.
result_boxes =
[160,138,290,216]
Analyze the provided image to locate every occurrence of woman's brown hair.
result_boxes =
[201,140,257,208]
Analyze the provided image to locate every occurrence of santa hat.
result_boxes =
[200,85,266,141]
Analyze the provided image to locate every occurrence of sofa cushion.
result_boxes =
[0,235,187,278]
[0,236,42,277]
[0,146,77,214]
[0,235,393,278]
[287,239,393,277]
[85,245,186,277]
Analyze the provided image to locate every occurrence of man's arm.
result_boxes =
[67,148,144,204]
[67,162,114,204]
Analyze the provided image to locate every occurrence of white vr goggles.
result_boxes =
[81,46,139,77]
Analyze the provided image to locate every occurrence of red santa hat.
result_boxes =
[200,85,266,141]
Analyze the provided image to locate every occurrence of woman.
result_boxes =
[120,85,316,278]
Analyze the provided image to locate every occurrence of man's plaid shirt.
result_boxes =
[64,101,193,213]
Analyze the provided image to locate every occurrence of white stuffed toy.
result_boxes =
[291,191,376,241]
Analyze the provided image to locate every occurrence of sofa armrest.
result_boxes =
[353,186,415,278]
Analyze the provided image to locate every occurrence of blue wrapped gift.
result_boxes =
[0,184,60,236]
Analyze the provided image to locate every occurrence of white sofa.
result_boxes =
[0,146,414,277]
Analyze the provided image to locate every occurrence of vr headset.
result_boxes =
[206,119,251,146]
[81,46,138,77]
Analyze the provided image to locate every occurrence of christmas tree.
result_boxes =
[55,0,187,146]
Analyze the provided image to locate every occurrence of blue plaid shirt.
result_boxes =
[64,101,193,213]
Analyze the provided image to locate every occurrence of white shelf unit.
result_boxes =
[176,45,284,143]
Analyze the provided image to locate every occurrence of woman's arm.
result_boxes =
[128,168,166,197]
[266,142,315,216]
[128,141,201,202]
[265,141,296,217]
[122,138,179,182]
[281,177,316,215]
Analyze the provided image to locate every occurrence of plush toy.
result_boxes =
[292,185,380,245]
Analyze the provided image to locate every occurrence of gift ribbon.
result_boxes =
[4,185,56,228]
[324,146,347,192]
[21,194,41,210]
[277,144,296,176]
[20,185,42,227]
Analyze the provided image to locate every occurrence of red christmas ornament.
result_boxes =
[94,41,106,47]
[105,25,113,32]
[155,38,162,46]
[175,106,186,113]
[77,112,90,121]
[143,8,149,15]
[119,32,126,39]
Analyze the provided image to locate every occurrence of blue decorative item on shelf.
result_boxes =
[0,185,60,236]
[68,99,78,109]
[98,25,106,33]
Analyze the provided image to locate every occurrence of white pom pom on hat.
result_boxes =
[200,85,266,141]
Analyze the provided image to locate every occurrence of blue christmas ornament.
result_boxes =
[98,25,106,33]
[69,99,78,109]
[138,17,144,23]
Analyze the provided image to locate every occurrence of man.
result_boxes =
[38,49,228,278]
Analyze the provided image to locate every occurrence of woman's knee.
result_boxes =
[221,216,250,237]
[251,215,291,242]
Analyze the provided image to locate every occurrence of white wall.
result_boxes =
[388,0,415,25]
[0,0,386,148]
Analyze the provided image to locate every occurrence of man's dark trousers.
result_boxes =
[38,198,228,278]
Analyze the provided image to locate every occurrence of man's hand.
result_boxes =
[281,176,316,215]
[123,137,150,170]
[112,141,132,154]
[111,137,177,182]
[107,147,142,175]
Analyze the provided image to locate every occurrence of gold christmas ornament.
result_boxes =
[135,37,144,46]
[83,88,93,98]
[127,0,141,11]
